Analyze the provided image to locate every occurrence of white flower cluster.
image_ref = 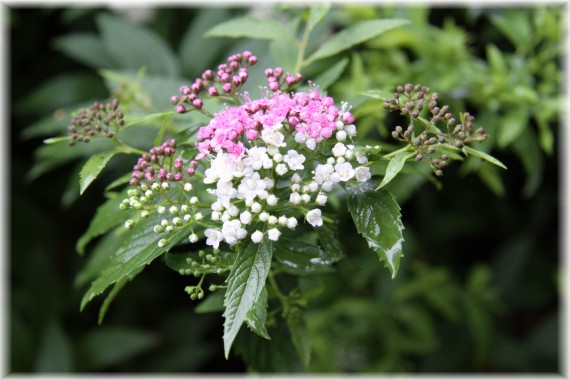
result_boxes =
[201,125,372,248]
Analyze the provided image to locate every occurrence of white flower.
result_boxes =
[251,230,264,243]
[294,132,306,144]
[227,204,240,217]
[283,150,305,170]
[267,228,281,241]
[290,192,301,204]
[222,220,246,245]
[205,228,223,248]
[345,124,357,136]
[221,212,231,222]
[332,142,347,157]
[336,157,346,164]
[273,153,283,163]
[215,180,237,203]
[355,166,372,182]
[335,162,355,182]
[261,129,286,147]
[336,130,347,141]
[313,164,334,188]
[306,209,323,227]
[291,173,301,183]
[275,163,288,176]
[316,193,327,205]
[263,177,275,190]
[204,152,237,183]
[291,183,301,192]
[266,194,278,206]
[287,217,298,229]
[237,172,267,201]
[308,181,319,193]
[344,149,354,160]
[355,150,368,164]
[240,211,253,224]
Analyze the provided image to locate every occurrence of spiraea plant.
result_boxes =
[50,9,507,367]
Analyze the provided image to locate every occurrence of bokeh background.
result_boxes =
[8,4,563,373]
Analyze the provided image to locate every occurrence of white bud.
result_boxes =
[141,211,150,219]
[184,214,192,222]
[211,211,221,221]
[189,234,199,243]
[287,217,298,229]
[157,206,166,214]
[336,156,346,164]
[275,163,288,176]
[278,216,288,226]
[291,183,301,192]
[290,192,301,204]
[308,181,319,193]
[266,194,278,206]
[268,215,278,225]
[158,239,167,248]
[346,124,357,136]
[170,206,178,215]
[240,211,253,224]
[181,205,190,214]
[190,196,198,205]
[336,130,347,141]
[195,212,203,221]
[154,225,164,233]
[291,173,301,183]
[251,202,262,213]
[221,212,231,222]
[327,157,336,165]
[267,228,281,241]
[184,183,193,192]
[145,190,153,198]
[345,149,354,160]
[172,217,182,226]
[161,219,169,227]
[336,120,345,129]
[306,138,317,150]
[316,193,328,205]
[124,219,135,229]
[301,194,311,203]
[165,226,174,232]
[161,182,170,190]
[245,198,254,207]
[273,153,283,162]
[251,230,263,243]
[151,182,161,192]
[259,212,269,222]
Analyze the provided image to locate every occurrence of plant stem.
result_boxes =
[383,145,413,159]
[295,20,312,73]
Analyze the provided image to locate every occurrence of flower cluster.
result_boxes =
[129,139,198,187]
[67,99,124,145]
[171,51,257,113]
[194,89,356,160]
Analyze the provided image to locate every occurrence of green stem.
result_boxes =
[383,145,414,159]
[295,20,312,73]
[268,270,287,303]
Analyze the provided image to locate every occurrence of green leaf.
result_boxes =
[98,277,129,325]
[75,229,122,287]
[274,238,340,275]
[462,145,507,170]
[376,152,415,190]
[80,215,194,310]
[205,16,286,40]
[104,172,132,192]
[497,109,529,148]
[43,136,71,144]
[478,162,506,197]
[245,287,270,340]
[361,89,394,101]
[97,13,181,77]
[35,320,73,372]
[78,327,156,371]
[491,10,532,53]
[348,186,405,278]
[316,224,343,259]
[195,290,225,314]
[307,3,331,31]
[306,18,409,64]
[312,57,349,91]
[223,236,273,358]
[76,189,134,255]
[79,150,118,195]
[53,33,116,69]
[125,111,175,127]
[287,311,311,368]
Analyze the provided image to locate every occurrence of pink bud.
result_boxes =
[208,87,219,96]
[288,116,299,126]
[223,83,232,93]
[179,85,191,95]
[176,105,187,114]
[174,173,182,181]
[202,69,214,80]
[174,158,183,170]
[166,172,175,181]
[343,112,355,124]
[243,50,252,59]
[232,76,241,86]
[269,82,279,92]
[192,99,203,109]
[274,67,283,78]
[248,56,257,65]
[130,178,139,186]
[264,68,273,77]
[170,96,179,105]
[246,129,258,140]
[230,61,239,70]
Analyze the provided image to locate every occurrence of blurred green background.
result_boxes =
[9,4,562,373]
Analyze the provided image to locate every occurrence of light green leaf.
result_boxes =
[487,44,507,73]
[287,311,311,368]
[245,287,270,340]
[497,109,529,148]
[307,3,331,31]
[313,57,349,91]
[43,136,71,144]
[223,236,273,358]
[79,150,118,195]
[491,10,532,53]
[205,16,286,40]
[78,327,156,371]
[348,185,405,278]
[361,89,394,100]
[195,290,225,314]
[306,18,409,64]
[463,145,507,170]
[53,33,116,69]
[97,13,181,77]
[80,215,193,310]
[126,111,175,127]
[376,152,415,190]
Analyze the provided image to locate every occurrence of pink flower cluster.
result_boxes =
[195,89,355,159]
[264,67,302,92]
[130,139,198,187]
[171,51,257,113]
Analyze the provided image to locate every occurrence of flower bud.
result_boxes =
[125,219,135,229]
[158,239,167,248]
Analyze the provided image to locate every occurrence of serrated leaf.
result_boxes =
[348,187,404,278]
[287,311,311,368]
[53,33,116,69]
[205,16,286,40]
[80,216,194,310]
[306,18,409,64]
[97,13,180,77]
[223,236,273,358]
[76,188,133,255]
[376,152,415,190]
[313,57,348,91]
[462,145,507,170]
[195,290,225,314]
[79,150,118,195]
[307,3,331,31]
[245,287,270,340]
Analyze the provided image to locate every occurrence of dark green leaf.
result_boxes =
[75,229,122,287]
[462,145,507,170]
[35,320,73,372]
[306,19,410,64]
[245,287,270,340]
[223,236,273,358]
[53,33,116,69]
[287,311,311,368]
[274,238,339,275]
[195,290,225,314]
[76,188,134,255]
[313,57,349,91]
[104,172,131,192]
[478,162,506,197]
[80,215,194,310]
[79,150,118,195]
[316,224,343,259]
[348,186,405,278]
[98,277,130,325]
[205,16,286,40]
[376,152,415,190]
[78,327,156,371]
[97,13,181,77]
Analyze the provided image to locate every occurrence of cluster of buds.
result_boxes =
[264,67,302,92]
[129,139,198,187]
[171,51,258,113]
[384,83,488,176]
[67,99,124,145]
